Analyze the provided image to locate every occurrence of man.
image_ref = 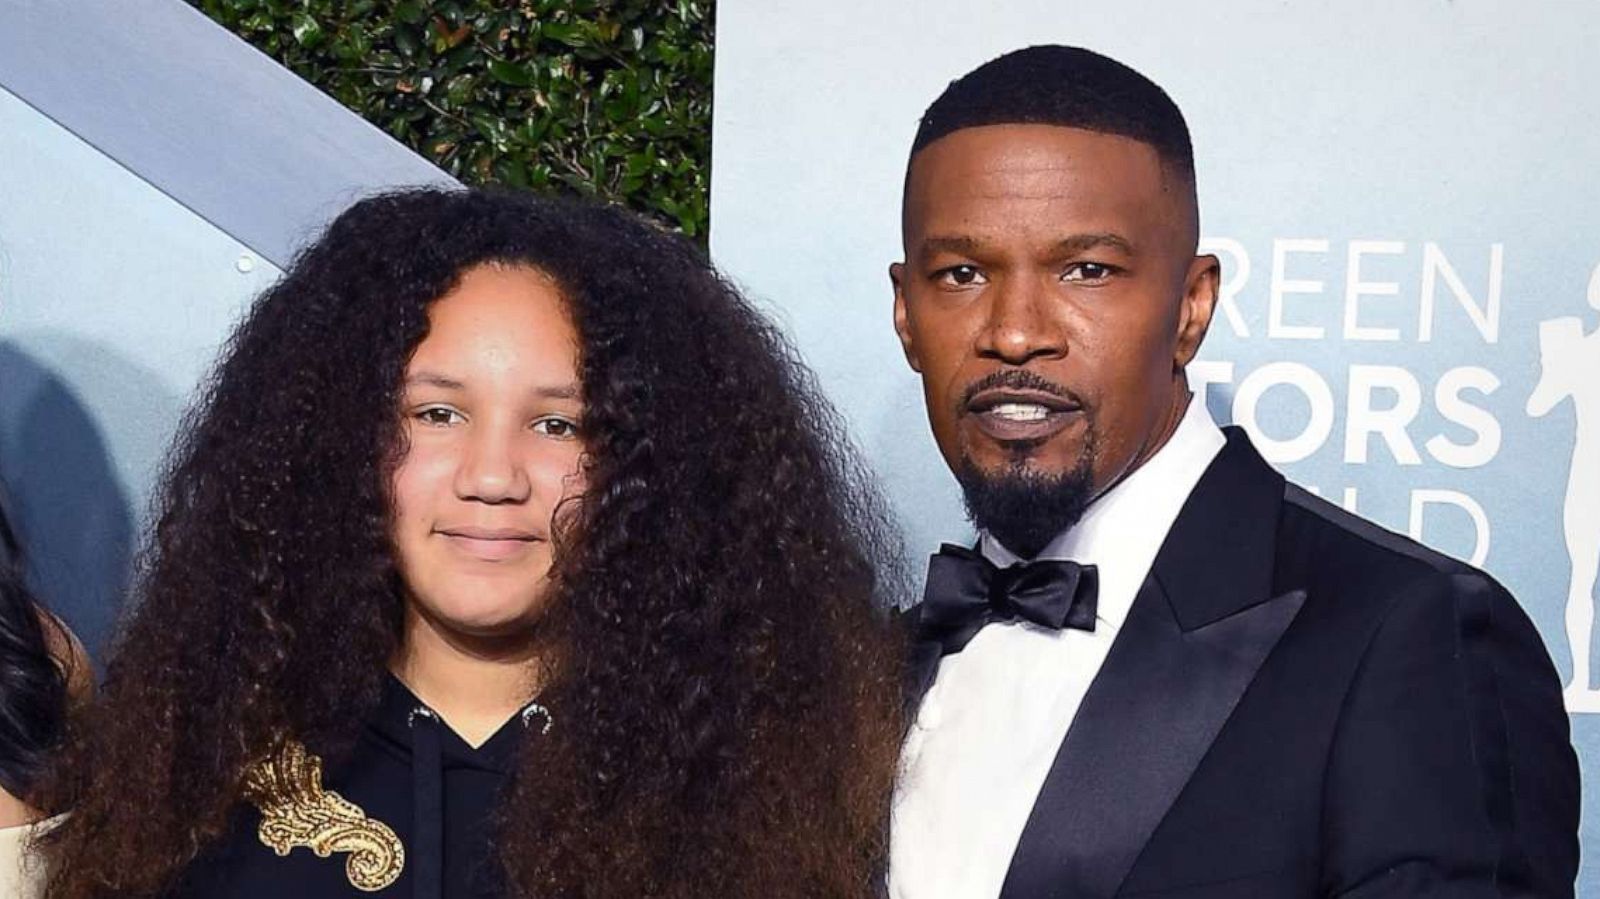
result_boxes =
[888,46,1579,898]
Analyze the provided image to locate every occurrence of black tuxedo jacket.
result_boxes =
[905,428,1579,898]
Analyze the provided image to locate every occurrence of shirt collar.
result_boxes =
[980,395,1225,631]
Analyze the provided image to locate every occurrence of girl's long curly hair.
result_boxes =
[42,188,907,897]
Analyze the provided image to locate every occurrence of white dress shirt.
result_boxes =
[889,398,1226,899]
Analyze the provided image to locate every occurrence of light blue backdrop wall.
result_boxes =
[709,0,1600,889]
[0,86,281,655]
[0,0,452,657]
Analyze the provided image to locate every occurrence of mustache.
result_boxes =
[957,369,1082,412]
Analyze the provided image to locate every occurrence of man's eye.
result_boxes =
[934,265,987,287]
[1063,262,1117,283]
[533,417,580,439]
[415,406,464,426]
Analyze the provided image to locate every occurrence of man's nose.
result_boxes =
[974,275,1067,365]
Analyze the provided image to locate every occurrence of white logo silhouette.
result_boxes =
[1528,263,1600,713]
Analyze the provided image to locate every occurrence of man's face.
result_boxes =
[892,124,1218,545]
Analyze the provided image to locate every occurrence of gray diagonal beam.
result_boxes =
[0,0,456,268]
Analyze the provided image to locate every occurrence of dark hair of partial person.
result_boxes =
[909,44,1194,183]
[0,497,69,805]
[40,187,907,897]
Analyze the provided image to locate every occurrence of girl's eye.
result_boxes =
[1063,262,1117,283]
[415,406,464,426]
[533,417,580,439]
[934,265,987,287]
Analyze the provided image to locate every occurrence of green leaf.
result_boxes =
[444,74,476,106]
[393,26,420,58]
[291,12,323,46]
[394,1,426,25]
[487,58,534,87]
[542,22,588,47]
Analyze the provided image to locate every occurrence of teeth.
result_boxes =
[989,403,1050,422]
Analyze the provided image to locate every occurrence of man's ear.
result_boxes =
[890,262,922,372]
[1174,254,1220,369]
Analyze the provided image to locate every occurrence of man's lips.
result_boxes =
[964,388,1082,443]
[966,387,1079,414]
[436,526,543,561]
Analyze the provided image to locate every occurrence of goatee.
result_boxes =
[955,442,1095,560]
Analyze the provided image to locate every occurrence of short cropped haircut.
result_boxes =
[910,45,1194,183]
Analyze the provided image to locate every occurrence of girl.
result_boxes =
[44,189,904,898]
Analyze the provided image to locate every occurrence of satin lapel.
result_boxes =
[999,579,1305,898]
[999,428,1302,899]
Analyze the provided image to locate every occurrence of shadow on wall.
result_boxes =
[0,339,141,663]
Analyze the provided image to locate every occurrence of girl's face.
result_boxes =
[390,264,586,642]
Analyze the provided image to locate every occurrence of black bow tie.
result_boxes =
[916,543,1098,656]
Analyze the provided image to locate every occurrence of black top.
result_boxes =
[174,675,527,898]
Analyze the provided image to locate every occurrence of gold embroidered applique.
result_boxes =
[243,739,405,892]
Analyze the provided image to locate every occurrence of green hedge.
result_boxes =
[192,0,713,240]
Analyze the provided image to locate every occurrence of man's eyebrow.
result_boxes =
[918,235,984,257]
[917,232,1137,258]
[1055,232,1136,256]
